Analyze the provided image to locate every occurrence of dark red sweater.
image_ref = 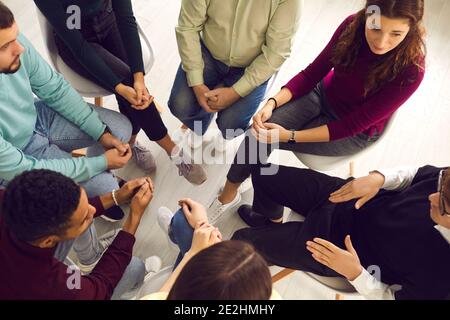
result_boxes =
[0,190,135,300]
[284,15,425,140]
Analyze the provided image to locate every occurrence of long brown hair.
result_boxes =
[331,0,426,96]
[167,240,272,300]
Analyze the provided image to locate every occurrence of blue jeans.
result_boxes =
[111,256,145,300]
[168,44,269,139]
[23,100,132,265]
[168,209,195,268]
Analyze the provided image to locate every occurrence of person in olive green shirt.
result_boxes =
[168,0,303,147]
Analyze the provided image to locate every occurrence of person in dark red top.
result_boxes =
[0,169,154,300]
[213,0,427,217]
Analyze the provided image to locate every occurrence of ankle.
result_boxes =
[270,217,283,224]
[218,190,237,205]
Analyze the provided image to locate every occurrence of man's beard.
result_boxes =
[1,57,21,74]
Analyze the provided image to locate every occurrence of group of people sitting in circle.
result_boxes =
[0,0,449,300]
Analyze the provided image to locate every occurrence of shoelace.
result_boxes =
[178,161,193,176]
[209,202,225,223]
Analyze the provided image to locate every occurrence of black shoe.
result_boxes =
[101,206,125,222]
[238,205,274,227]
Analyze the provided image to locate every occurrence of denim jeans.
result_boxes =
[168,209,195,268]
[111,256,145,300]
[19,99,132,265]
[168,44,269,139]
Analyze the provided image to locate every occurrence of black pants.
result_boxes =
[231,164,353,275]
[55,6,167,140]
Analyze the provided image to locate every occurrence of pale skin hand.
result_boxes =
[104,146,132,170]
[329,172,385,209]
[252,101,276,131]
[115,82,154,110]
[251,87,330,144]
[192,84,214,113]
[133,72,153,108]
[189,223,222,255]
[159,223,222,293]
[251,122,290,144]
[204,87,240,111]
[306,235,363,281]
[99,132,128,155]
[179,198,209,228]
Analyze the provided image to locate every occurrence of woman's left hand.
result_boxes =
[306,235,363,281]
[251,122,290,144]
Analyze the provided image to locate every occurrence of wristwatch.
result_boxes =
[288,130,296,144]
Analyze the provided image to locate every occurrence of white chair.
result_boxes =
[35,6,155,108]
[294,112,398,176]
[272,268,359,300]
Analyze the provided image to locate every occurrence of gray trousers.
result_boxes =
[227,82,379,183]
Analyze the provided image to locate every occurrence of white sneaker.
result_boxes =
[213,131,240,153]
[157,207,178,251]
[144,256,163,282]
[208,191,242,225]
[77,228,121,274]
[184,128,218,150]
[172,127,189,145]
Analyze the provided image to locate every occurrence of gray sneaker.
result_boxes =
[171,148,207,185]
[132,142,157,173]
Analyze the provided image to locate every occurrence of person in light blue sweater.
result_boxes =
[0,3,132,271]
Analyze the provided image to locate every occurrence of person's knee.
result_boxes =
[168,87,197,121]
[231,228,252,242]
[217,118,248,139]
[95,106,132,143]
[128,256,146,284]
[170,210,190,235]
[82,172,119,197]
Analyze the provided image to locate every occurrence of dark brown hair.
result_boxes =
[167,240,272,300]
[331,0,426,96]
[0,1,14,30]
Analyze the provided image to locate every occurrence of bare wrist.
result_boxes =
[115,83,125,94]
[346,265,363,281]
[133,72,145,82]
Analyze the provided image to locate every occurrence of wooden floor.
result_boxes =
[6,0,450,299]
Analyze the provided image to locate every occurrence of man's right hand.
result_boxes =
[192,84,214,113]
[329,172,385,209]
[104,147,132,170]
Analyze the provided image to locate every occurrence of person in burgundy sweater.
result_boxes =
[0,169,153,300]
[212,0,427,221]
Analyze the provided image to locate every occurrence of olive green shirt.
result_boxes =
[176,0,303,97]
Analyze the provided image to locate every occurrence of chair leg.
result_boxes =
[95,97,103,107]
[272,268,296,283]
[349,161,355,177]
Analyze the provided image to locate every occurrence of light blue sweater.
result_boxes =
[0,34,107,183]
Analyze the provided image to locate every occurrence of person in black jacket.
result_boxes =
[34,0,207,185]
[232,164,450,300]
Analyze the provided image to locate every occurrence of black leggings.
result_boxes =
[55,10,167,140]
[231,164,353,275]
